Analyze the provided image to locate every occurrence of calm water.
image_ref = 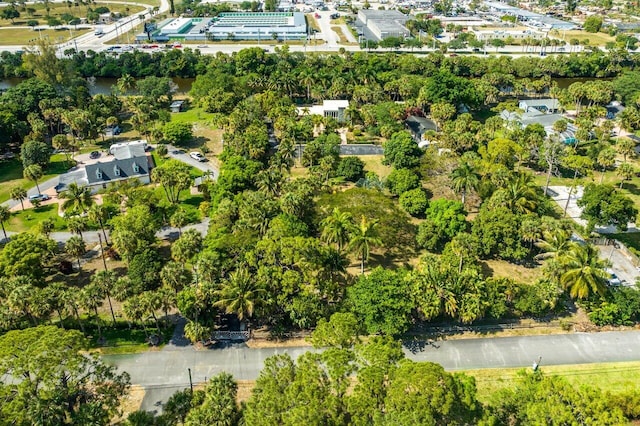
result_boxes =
[0,77,194,95]
[0,77,608,94]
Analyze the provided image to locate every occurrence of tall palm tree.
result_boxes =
[65,235,86,272]
[10,187,27,211]
[66,215,88,240]
[536,229,573,260]
[450,162,480,205]
[80,282,104,338]
[214,268,266,323]
[559,243,609,299]
[0,205,9,241]
[88,203,110,244]
[91,270,117,326]
[348,216,383,274]
[320,208,356,252]
[23,164,43,193]
[60,182,93,214]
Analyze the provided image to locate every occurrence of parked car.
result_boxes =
[105,125,121,135]
[189,152,206,162]
[29,193,50,202]
[89,151,101,159]
[607,269,622,286]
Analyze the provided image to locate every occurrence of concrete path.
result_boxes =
[103,330,640,414]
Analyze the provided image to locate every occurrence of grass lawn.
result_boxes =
[608,232,640,253]
[331,25,356,45]
[0,2,146,28]
[91,325,174,355]
[0,27,92,45]
[482,259,543,283]
[0,154,71,203]
[348,155,392,179]
[465,361,640,403]
[6,203,67,232]
[559,30,615,46]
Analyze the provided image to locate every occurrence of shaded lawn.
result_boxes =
[6,203,67,232]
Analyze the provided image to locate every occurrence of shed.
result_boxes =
[170,100,185,113]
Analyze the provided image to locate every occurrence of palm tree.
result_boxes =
[10,187,27,211]
[348,216,382,274]
[617,163,635,189]
[214,268,266,323]
[117,73,135,95]
[320,208,356,252]
[66,215,88,240]
[536,229,573,260]
[88,203,110,243]
[450,162,480,205]
[65,235,86,272]
[91,270,117,326]
[60,182,93,214]
[184,320,209,344]
[80,282,104,339]
[559,243,610,299]
[0,205,9,241]
[496,173,540,214]
[23,164,43,193]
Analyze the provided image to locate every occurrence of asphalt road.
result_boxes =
[103,330,640,414]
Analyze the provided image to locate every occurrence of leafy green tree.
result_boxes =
[386,168,420,196]
[559,243,610,299]
[577,183,638,232]
[184,373,240,426]
[450,162,480,205]
[163,388,198,425]
[0,326,130,425]
[472,205,526,260]
[346,267,413,336]
[310,312,363,349]
[1,7,20,23]
[110,205,159,261]
[583,15,603,32]
[88,203,112,243]
[171,228,203,264]
[399,187,429,217]
[430,101,456,131]
[162,121,193,145]
[320,207,355,252]
[0,232,56,278]
[336,156,365,182]
[382,130,423,169]
[20,139,51,168]
[161,261,193,293]
[417,199,468,251]
[128,248,163,291]
[10,187,27,211]
[60,182,93,214]
[151,159,192,204]
[487,370,625,425]
[23,164,43,193]
[348,215,383,274]
[617,162,635,189]
[383,360,481,424]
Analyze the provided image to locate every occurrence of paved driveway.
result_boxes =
[165,145,219,178]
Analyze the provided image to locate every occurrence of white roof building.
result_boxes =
[298,100,350,122]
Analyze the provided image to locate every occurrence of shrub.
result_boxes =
[399,188,428,217]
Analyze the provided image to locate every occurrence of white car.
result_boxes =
[189,152,206,162]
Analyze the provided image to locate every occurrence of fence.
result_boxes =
[211,330,251,341]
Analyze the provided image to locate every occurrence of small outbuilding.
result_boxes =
[170,100,185,113]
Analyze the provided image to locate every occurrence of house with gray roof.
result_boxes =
[85,155,152,191]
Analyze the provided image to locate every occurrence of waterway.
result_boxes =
[0,76,610,95]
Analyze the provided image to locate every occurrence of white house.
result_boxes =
[298,100,350,122]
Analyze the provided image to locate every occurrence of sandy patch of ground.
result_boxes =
[112,385,145,423]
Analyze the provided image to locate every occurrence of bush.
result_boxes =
[163,122,193,146]
[399,188,428,217]
[336,156,365,182]
[416,199,467,251]
[386,168,420,196]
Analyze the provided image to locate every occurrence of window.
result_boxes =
[114,165,121,176]
[96,168,103,179]
[132,162,140,173]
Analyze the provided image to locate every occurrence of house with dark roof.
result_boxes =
[84,155,153,191]
[405,115,437,147]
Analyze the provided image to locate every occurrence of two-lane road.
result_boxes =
[104,330,640,413]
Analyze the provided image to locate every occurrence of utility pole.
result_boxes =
[188,368,193,394]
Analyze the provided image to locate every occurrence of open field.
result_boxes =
[0,2,146,27]
[0,27,92,45]
[557,30,616,46]
[6,203,67,232]
[464,361,640,403]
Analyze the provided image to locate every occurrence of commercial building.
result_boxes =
[138,13,308,42]
[356,10,411,41]
[484,1,578,30]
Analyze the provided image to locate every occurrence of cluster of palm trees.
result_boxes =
[537,229,611,300]
[320,208,382,274]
